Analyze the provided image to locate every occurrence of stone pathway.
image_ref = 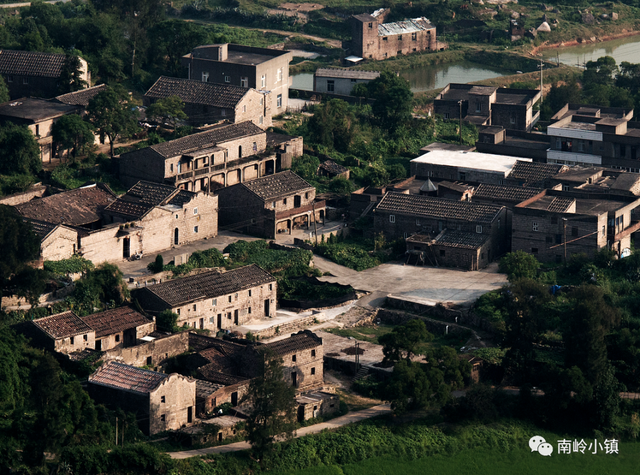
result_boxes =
[168,403,391,459]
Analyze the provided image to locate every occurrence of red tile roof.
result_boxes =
[89,361,168,394]
[82,307,153,338]
[265,330,322,356]
[32,311,93,339]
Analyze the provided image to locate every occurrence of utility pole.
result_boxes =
[115,416,118,446]
[540,58,544,105]
[312,201,318,246]
[458,100,463,144]
[562,218,567,265]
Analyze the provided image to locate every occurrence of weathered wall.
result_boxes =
[149,374,196,435]
[102,332,190,370]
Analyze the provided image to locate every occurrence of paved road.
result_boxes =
[168,403,391,459]
[313,256,507,306]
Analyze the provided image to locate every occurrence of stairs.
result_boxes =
[353,366,369,381]
[359,202,376,219]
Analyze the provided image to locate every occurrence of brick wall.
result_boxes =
[53,330,96,354]
[279,343,324,391]
[297,392,340,421]
[203,380,250,413]
[235,89,272,128]
[149,374,196,435]
[102,332,190,370]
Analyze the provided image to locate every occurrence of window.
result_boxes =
[249,289,252,297]
[444,112,450,120]
[572,227,578,237]
[170,164,174,173]
[224,76,230,83]
[193,207,198,215]
[368,22,373,28]
[115,334,120,342]
[327,80,335,92]
[476,225,482,233]
[175,214,179,219]
[531,247,538,254]
[161,414,166,422]
[194,226,198,233]
[22,78,28,85]
[259,115,264,125]
[602,225,606,237]
[497,218,501,229]
[210,316,214,323]
[311,349,316,357]
[412,32,417,40]
[248,307,251,314]
[440,250,446,257]
[235,293,238,301]
[161,396,166,403]
[276,94,282,108]
[459,172,466,181]
[35,124,40,136]
[6,76,12,83]
[229,296,232,303]
[221,109,226,117]
[272,201,276,208]
[243,105,247,113]
[147,356,152,365]
[277,68,282,82]
[475,102,482,113]
[202,72,209,82]
[351,78,357,83]
[510,115,516,125]
[212,298,217,307]
[292,355,296,362]
[269,284,273,291]
[383,36,388,41]
[193,304,197,311]
[261,75,266,88]
[83,334,87,341]
[562,185,570,191]
[177,309,180,315]
[416,219,421,226]
[241,77,248,87]
[283,198,287,205]
[311,367,316,375]
[389,215,395,223]
[70,336,74,344]
[253,141,257,152]
[532,221,539,232]
[398,35,403,41]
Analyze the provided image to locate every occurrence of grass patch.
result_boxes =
[325,325,395,344]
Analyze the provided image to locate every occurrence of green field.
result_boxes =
[286,444,640,475]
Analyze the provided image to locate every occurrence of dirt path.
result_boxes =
[168,403,391,459]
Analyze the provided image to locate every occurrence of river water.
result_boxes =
[540,35,640,66]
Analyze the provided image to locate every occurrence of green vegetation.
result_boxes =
[157,309,181,333]
[44,255,95,276]
[314,233,402,271]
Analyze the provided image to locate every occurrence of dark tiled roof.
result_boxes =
[435,230,489,249]
[145,76,250,108]
[375,192,502,224]
[55,84,107,107]
[89,361,168,394]
[27,220,57,238]
[438,181,473,193]
[507,161,566,184]
[265,330,322,356]
[196,379,225,397]
[474,184,543,203]
[139,265,276,307]
[242,171,312,201]
[32,311,93,339]
[0,97,78,122]
[105,181,183,220]
[15,184,116,227]
[0,50,66,77]
[197,362,249,385]
[318,160,349,176]
[168,190,197,207]
[314,68,380,80]
[123,121,264,160]
[547,197,575,213]
[82,307,152,338]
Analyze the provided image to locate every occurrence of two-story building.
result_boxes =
[181,44,292,115]
[217,170,325,239]
[144,76,272,129]
[133,264,277,330]
[28,311,96,355]
[81,307,155,352]
[434,83,542,132]
[512,189,640,262]
[118,121,302,192]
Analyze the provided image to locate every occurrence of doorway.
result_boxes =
[199,318,204,329]
[123,237,130,259]
[294,195,301,208]
[291,371,297,387]
[297,405,305,423]
[231,392,238,406]
[264,299,270,317]
[217,313,222,329]
[234,309,239,325]
[187,406,193,423]
[174,228,179,245]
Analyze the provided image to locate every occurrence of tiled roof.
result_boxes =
[507,161,566,184]
[55,84,107,107]
[318,160,349,175]
[32,311,93,339]
[314,68,380,80]
[265,330,322,356]
[197,362,249,385]
[14,184,116,227]
[27,219,57,238]
[0,50,66,77]
[242,171,313,201]
[168,190,197,207]
[196,379,225,397]
[89,361,168,394]
[139,265,276,307]
[474,184,543,203]
[145,76,250,108]
[105,181,183,220]
[121,121,264,160]
[438,181,473,193]
[375,192,502,224]
[434,230,489,249]
[547,197,575,213]
[81,307,152,338]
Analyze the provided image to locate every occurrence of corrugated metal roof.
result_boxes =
[378,17,434,36]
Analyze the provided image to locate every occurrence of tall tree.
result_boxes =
[145,96,187,129]
[52,114,95,160]
[0,123,41,176]
[379,319,433,363]
[86,85,139,158]
[148,20,208,75]
[307,99,358,153]
[367,71,413,131]
[58,53,88,94]
[244,348,296,462]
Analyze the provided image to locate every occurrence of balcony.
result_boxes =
[276,200,326,220]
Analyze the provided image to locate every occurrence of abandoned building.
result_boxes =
[144,76,272,129]
[434,84,542,132]
[118,121,303,192]
[181,43,292,115]
[0,50,90,99]
[312,68,380,95]
[405,231,495,270]
[351,9,438,60]
[512,189,640,262]
[317,159,350,180]
[88,361,196,435]
[81,307,155,352]
[101,331,190,372]
[133,264,278,330]
[502,160,569,188]
[217,170,325,238]
[27,311,96,355]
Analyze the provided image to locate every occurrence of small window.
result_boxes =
[229,296,232,303]
[115,334,120,342]
[532,221,539,232]
[269,284,273,291]
[210,316,214,323]
[161,396,166,403]
[311,367,316,375]
[476,225,482,233]
[241,77,248,87]
[261,75,266,88]
[368,22,373,29]
[383,36,388,41]
[272,201,276,208]
[243,105,247,113]
[389,215,396,223]
[292,355,296,362]
[225,76,230,83]
[175,214,179,219]
[510,116,516,125]
[193,304,197,311]
[398,35,403,41]
[83,334,88,341]
[439,250,445,257]
[283,198,287,205]
[147,356,152,365]
[235,293,238,300]
[327,80,335,92]
[412,32,417,40]
[277,94,282,108]
[35,124,40,136]
[444,112,450,120]
[311,349,316,357]
[170,164,174,173]
[177,309,180,315]
[602,225,606,237]
[212,298,217,307]
[259,115,263,125]
[277,68,282,82]
[193,207,198,215]
[70,336,74,344]
[531,247,538,254]
[248,289,252,297]
[248,307,252,314]
[194,226,199,233]
[253,141,257,152]
[161,414,166,422]
[202,72,209,82]
[221,109,226,117]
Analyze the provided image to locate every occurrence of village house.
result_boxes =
[217,170,325,238]
[547,167,640,197]
[101,331,190,372]
[118,121,303,192]
[374,192,508,266]
[434,84,542,132]
[503,160,569,188]
[312,68,380,95]
[27,311,96,355]
[15,181,218,264]
[0,97,80,162]
[410,150,530,185]
[144,76,272,129]
[512,189,640,262]
[317,159,350,180]
[475,126,550,161]
[133,265,277,330]
[87,361,196,435]
[54,84,107,108]
[351,9,438,61]
[81,307,155,352]
[181,44,292,115]
[0,50,90,99]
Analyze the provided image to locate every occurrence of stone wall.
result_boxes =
[102,332,190,370]
[281,341,324,391]
[41,226,77,261]
[0,184,48,206]
[149,374,196,435]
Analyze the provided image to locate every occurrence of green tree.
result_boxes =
[244,348,296,461]
[146,96,187,129]
[307,99,358,152]
[0,76,8,103]
[11,266,48,309]
[87,85,139,158]
[367,71,413,130]
[379,319,433,363]
[68,264,130,315]
[0,123,41,176]
[149,20,208,75]
[499,250,540,282]
[425,346,471,390]
[328,176,354,195]
[58,53,88,95]
[157,309,179,333]
[52,114,95,160]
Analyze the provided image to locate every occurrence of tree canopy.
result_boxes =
[0,123,41,176]
[379,319,433,363]
[52,114,95,160]
[145,96,187,129]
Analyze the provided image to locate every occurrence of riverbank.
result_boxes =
[530,28,640,56]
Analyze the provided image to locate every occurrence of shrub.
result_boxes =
[499,251,540,281]
[157,310,180,333]
[44,255,95,275]
[147,254,164,273]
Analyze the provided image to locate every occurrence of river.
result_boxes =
[540,35,640,67]
[291,60,512,93]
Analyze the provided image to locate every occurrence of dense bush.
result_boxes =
[44,255,95,275]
